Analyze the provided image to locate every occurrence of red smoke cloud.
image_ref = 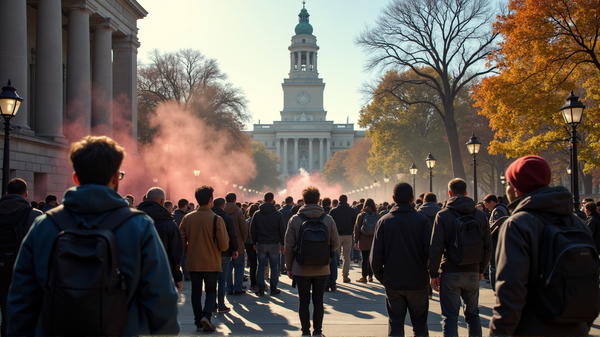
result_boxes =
[279,168,342,202]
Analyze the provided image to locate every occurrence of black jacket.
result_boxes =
[173,208,187,226]
[251,202,286,245]
[211,206,239,257]
[417,201,441,226]
[329,203,357,236]
[429,196,492,278]
[280,204,293,225]
[587,212,600,251]
[370,203,431,290]
[137,201,183,282]
[491,186,591,336]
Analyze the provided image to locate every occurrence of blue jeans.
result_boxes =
[279,252,286,272]
[217,256,231,307]
[181,254,190,278]
[227,252,245,292]
[190,271,218,327]
[439,272,482,337]
[326,252,338,287]
[257,243,280,291]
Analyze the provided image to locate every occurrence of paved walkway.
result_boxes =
[177,262,600,336]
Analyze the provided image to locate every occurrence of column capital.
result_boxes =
[64,0,96,14]
[294,137,299,141]
[113,34,141,52]
[91,17,118,32]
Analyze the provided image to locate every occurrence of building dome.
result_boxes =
[294,8,313,35]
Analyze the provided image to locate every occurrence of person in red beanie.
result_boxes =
[490,155,597,335]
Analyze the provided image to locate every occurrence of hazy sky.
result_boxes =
[136,0,392,130]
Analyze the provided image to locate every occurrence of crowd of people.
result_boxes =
[0,135,599,336]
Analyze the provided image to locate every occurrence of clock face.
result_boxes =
[296,91,311,106]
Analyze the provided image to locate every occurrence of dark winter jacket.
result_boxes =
[211,206,239,257]
[280,204,294,225]
[490,186,591,336]
[429,196,492,278]
[7,184,180,335]
[417,201,441,226]
[224,202,248,254]
[370,203,431,290]
[137,200,183,283]
[251,202,286,245]
[173,208,187,226]
[354,203,364,215]
[291,204,302,215]
[40,204,56,213]
[354,206,381,251]
[587,212,600,251]
[0,194,43,233]
[329,202,357,236]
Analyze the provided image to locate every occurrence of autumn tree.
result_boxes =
[246,142,282,191]
[323,150,352,189]
[356,0,499,179]
[342,139,377,188]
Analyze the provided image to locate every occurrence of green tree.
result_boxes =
[247,142,282,191]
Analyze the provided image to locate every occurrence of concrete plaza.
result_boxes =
[176,262,600,336]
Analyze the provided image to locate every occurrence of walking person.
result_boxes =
[329,194,357,284]
[482,194,509,291]
[285,186,340,336]
[245,203,260,291]
[371,182,432,336]
[224,193,248,295]
[210,197,238,313]
[354,198,381,283]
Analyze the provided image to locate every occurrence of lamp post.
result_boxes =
[466,134,482,202]
[0,80,23,196]
[193,170,200,187]
[409,163,418,194]
[425,153,436,193]
[560,90,585,210]
[566,165,572,192]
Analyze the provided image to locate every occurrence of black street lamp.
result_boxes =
[0,80,23,196]
[425,153,436,193]
[560,90,585,210]
[409,163,418,194]
[566,165,572,192]
[466,134,482,202]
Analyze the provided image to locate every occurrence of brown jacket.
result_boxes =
[179,205,229,272]
[354,206,381,251]
[224,202,248,254]
[285,204,340,277]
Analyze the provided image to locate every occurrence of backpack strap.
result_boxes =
[298,213,310,222]
[46,205,145,233]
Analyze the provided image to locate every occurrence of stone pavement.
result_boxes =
[176,262,600,336]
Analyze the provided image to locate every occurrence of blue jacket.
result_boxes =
[7,184,180,336]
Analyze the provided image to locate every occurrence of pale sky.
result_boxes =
[136,0,392,130]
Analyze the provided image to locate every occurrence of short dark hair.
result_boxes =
[359,198,365,203]
[45,194,57,204]
[339,194,348,203]
[585,201,597,213]
[322,197,331,207]
[225,192,237,203]
[285,196,294,204]
[264,192,274,203]
[195,186,214,206]
[30,201,38,208]
[393,182,413,204]
[424,192,436,203]
[178,198,189,208]
[419,193,425,199]
[164,200,173,208]
[69,135,125,185]
[332,199,338,206]
[7,178,27,196]
[483,194,498,203]
[448,178,467,196]
[302,186,320,204]
[213,197,225,208]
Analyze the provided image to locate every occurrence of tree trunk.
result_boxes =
[443,104,466,180]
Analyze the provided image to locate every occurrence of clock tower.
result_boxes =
[280,3,327,122]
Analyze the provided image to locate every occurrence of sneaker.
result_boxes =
[242,285,247,289]
[212,305,218,312]
[368,276,373,282]
[330,285,337,292]
[243,275,249,282]
[226,290,234,295]
[356,277,367,283]
[233,289,246,295]
[196,327,203,332]
[428,294,433,299]
[200,316,215,332]
[324,286,330,292]
[255,289,265,296]
[250,285,259,291]
[217,306,230,313]
[343,277,351,283]
[270,288,281,296]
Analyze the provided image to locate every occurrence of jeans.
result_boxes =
[296,275,328,336]
[181,254,190,279]
[339,235,352,277]
[326,252,338,287]
[245,243,257,287]
[257,243,280,291]
[351,234,361,261]
[227,252,245,292]
[361,250,373,278]
[279,252,286,272]
[190,271,218,328]
[217,256,231,307]
[385,288,429,337]
[439,272,482,337]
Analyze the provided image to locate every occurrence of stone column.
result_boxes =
[326,138,331,166]
[290,53,294,72]
[314,51,318,72]
[308,138,313,171]
[92,19,114,136]
[319,138,324,171]
[34,0,64,139]
[66,4,92,139]
[276,138,281,157]
[0,0,28,129]
[283,138,288,175]
[293,138,299,173]
[113,35,140,152]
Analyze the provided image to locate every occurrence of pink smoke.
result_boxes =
[278,168,342,202]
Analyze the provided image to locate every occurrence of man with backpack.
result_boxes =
[0,178,42,337]
[429,178,492,337]
[483,194,509,292]
[491,156,599,335]
[285,186,340,337]
[7,136,180,336]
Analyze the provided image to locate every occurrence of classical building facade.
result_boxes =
[0,0,146,200]
[246,5,365,178]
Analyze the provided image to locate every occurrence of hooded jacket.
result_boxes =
[137,200,183,283]
[417,201,441,226]
[429,196,492,278]
[211,206,239,257]
[0,194,43,235]
[329,202,357,236]
[7,184,180,336]
[251,202,286,245]
[173,208,187,226]
[490,186,592,336]
[285,204,340,277]
[224,202,247,254]
[354,206,381,251]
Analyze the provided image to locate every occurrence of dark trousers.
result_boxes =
[385,288,429,337]
[326,252,338,287]
[0,278,9,337]
[361,250,373,278]
[190,271,218,327]
[296,275,328,336]
[245,243,257,287]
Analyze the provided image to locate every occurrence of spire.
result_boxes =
[303,0,306,9]
[295,2,313,34]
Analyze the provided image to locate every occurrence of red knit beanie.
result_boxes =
[505,155,551,195]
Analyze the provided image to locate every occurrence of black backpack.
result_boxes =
[295,213,332,266]
[0,207,31,280]
[531,213,600,323]
[448,210,484,265]
[43,205,144,336]
[360,212,378,236]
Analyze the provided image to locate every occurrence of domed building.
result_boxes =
[247,3,366,179]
